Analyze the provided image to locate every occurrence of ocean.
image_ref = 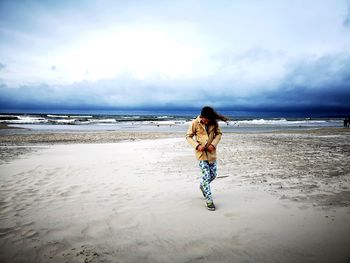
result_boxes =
[0,110,345,134]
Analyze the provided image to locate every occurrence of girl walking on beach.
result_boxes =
[186,106,228,211]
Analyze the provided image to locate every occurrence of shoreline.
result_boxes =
[0,131,183,145]
[0,123,26,130]
[0,131,183,165]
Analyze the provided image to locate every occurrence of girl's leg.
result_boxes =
[208,161,217,183]
[199,160,213,202]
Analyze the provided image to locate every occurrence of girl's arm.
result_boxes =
[186,121,200,149]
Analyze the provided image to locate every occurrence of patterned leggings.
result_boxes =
[199,160,217,202]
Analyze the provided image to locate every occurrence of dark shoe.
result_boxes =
[206,201,216,211]
[200,185,206,198]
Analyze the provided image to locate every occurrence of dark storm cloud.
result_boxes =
[1,53,349,116]
[221,54,350,114]
[271,54,350,106]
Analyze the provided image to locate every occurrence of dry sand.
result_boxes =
[0,128,350,262]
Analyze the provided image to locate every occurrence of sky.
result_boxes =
[0,0,350,116]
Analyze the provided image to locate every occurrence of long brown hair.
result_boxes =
[200,106,229,127]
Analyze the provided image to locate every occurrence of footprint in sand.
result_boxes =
[21,228,38,239]
[0,227,16,237]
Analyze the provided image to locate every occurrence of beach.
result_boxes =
[1,128,350,262]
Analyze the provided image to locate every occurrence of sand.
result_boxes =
[0,131,180,165]
[0,128,350,262]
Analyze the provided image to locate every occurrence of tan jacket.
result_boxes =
[186,116,222,163]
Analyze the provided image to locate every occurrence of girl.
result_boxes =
[186,106,228,211]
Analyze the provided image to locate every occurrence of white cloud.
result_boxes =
[47,26,204,82]
[0,0,349,113]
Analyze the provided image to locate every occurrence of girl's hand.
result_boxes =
[206,144,215,152]
[197,145,206,152]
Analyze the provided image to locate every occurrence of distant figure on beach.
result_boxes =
[344,117,350,128]
[186,106,228,211]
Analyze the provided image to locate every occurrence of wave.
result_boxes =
[88,119,117,124]
[0,115,48,124]
[0,114,342,128]
[47,114,69,118]
[49,119,77,124]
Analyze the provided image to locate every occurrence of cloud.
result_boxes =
[0,53,349,115]
[235,53,350,113]
[0,1,349,116]
[344,1,350,27]
[1,0,349,86]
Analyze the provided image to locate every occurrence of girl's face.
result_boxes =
[200,117,210,125]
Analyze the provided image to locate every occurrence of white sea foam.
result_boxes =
[0,115,18,118]
[121,116,140,119]
[47,114,69,118]
[88,119,117,123]
[50,119,77,124]
[69,115,92,118]
[0,116,48,124]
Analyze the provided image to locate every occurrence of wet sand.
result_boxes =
[0,128,349,262]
